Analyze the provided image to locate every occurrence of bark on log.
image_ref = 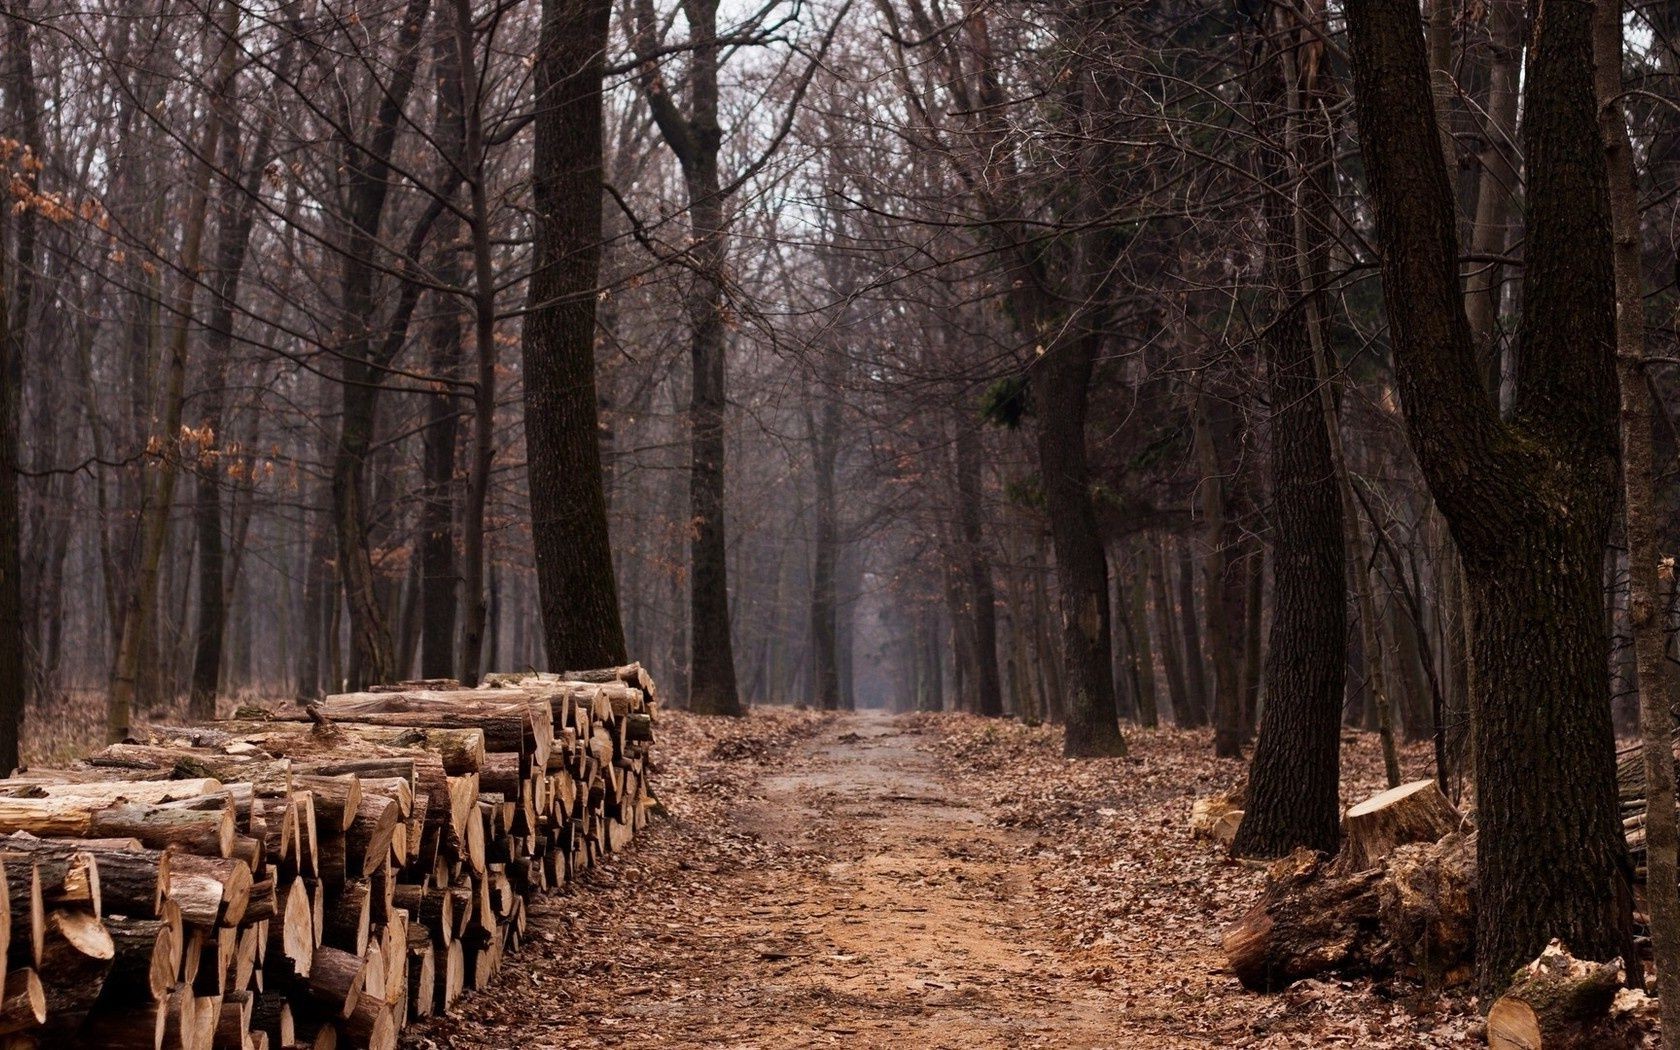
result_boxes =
[1487,941,1634,1049]
[0,971,42,1035]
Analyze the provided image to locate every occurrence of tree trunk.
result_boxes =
[452,0,498,685]
[1151,543,1189,725]
[189,46,270,719]
[0,180,18,770]
[954,426,1001,717]
[1232,3,1348,859]
[1128,545,1158,728]
[1596,0,1680,1041]
[521,0,626,673]
[1174,538,1209,726]
[807,382,840,710]
[1345,0,1635,991]
[1194,384,1241,757]
[1036,330,1123,757]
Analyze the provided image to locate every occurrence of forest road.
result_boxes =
[710,710,1125,1049]
[415,710,1169,1049]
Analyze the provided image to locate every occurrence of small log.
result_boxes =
[1487,941,1633,1050]
[306,946,363,1019]
[0,971,42,1035]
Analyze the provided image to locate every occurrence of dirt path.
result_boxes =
[713,710,1122,1047]
[412,710,1152,1048]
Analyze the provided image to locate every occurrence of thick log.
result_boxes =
[305,946,363,1018]
[10,836,166,917]
[292,777,359,835]
[213,990,251,1050]
[321,881,369,956]
[340,993,394,1050]
[2,859,39,970]
[308,693,544,769]
[165,854,251,929]
[103,902,182,1002]
[1223,850,1383,992]
[263,880,312,984]
[0,779,222,808]
[87,745,293,797]
[79,989,170,1050]
[37,909,114,1030]
[88,800,234,858]
[147,722,483,778]
[344,796,399,879]
[248,991,293,1048]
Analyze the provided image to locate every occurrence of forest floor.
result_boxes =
[405,705,1485,1048]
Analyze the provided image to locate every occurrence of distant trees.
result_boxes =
[4,16,1680,1025]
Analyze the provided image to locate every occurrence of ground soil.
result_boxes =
[405,708,1480,1049]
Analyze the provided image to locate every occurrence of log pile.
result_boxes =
[0,664,656,1050]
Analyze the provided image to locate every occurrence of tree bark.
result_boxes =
[1596,0,1680,1041]
[1036,328,1123,757]
[1173,538,1209,726]
[521,0,627,673]
[954,426,1002,717]
[1345,0,1634,991]
[1232,3,1348,859]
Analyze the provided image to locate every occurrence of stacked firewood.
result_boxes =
[0,663,655,1050]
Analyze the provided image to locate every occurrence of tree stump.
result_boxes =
[1486,941,1634,1049]
[1335,779,1463,874]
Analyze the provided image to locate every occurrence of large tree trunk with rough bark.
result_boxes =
[1595,0,1680,1039]
[1232,5,1347,860]
[1037,331,1123,757]
[521,0,628,674]
[1345,0,1636,992]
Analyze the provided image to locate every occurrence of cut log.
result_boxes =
[1223,849,1383,992]
[1487,941,1634,1050]
[103,902,182,1002]
[292,777,360,834]
[0,971,42,1035]
[1335,780,1463,874]
[88,800,234,858]
[37,908,114,1030]
[306,946,363,1019]
[0,779,223,807]
[166,854,252,928]
[8,835,166,917]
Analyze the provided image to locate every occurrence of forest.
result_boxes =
[0,0,1674,1045]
